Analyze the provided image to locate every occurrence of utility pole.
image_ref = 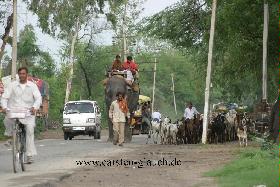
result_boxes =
[151,58,157,113]
[171,73,177,115]
[202,0,217,144]
[11,0,17,81]
[262,2,268,102]
[122,2,127,62]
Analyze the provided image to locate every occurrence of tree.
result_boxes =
[25,0,126,103]
[0,0,12,65]
[2,24,56,79]
[111,0,146,59]
[17,25,39,67]
[140,0,278,104]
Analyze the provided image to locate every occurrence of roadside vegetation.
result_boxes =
[205,141,279,187]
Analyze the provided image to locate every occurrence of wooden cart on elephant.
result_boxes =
[129,95,151,135]
[0,75,49,128]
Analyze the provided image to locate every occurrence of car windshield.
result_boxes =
[65,102,94,114]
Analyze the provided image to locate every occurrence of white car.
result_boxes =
[62,100,101,140]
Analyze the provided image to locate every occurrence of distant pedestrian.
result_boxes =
[152,108,161,123]
[109,92,130,146]
[184,102,199,121]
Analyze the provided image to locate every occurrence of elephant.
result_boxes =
[105,75,139,142]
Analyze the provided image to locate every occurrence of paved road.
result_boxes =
[0,135,147,187]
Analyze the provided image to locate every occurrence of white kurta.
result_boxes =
[152,112,161,121]
[109,100,130,123]
[1,80,42,156]
[184,107,199,120]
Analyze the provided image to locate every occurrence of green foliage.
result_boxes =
[0,114,7,140]
[70,43,113,127]
[110,0,145,57]
[35,117,45,138]
[205,147,279,187]
[67,42,218,122]
[25,0,126,38]
[140,0,279,104]
[134,49,204,120]
[17,25,40,67]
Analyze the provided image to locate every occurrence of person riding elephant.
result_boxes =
[122,56,138,75]
[111,54,123,71]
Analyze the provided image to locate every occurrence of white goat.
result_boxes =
[151,120,161,144]
[166,123,178,145]
[160,117,171,144]
[237,118,248,147]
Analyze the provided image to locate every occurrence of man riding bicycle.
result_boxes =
[1,67,42,164]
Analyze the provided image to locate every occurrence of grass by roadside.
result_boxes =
[204,145,279,187]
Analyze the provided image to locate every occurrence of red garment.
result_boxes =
[122,60,138,73]
[27,76,43,93]
[118,99,129,114]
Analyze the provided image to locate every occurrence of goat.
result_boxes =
[176,118,185,144]
[151,120,161,144]
[237,118,248,147]
[160,117,170,144]
[166,123,178,145]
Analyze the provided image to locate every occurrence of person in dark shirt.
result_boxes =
[111,55,123,71]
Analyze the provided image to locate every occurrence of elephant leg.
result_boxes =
[124,123,132,143]
[108,120,113,142]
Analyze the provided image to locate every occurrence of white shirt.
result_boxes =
[125,70,134,82]
[1,80,42,110]
[152,111,161,120]
[184,107,199,119]
[19,83,26,90]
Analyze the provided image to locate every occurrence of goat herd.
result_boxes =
[148,109,256,147]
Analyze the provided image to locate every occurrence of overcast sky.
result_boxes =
[3,0,179,64]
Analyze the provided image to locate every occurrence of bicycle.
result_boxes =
[6,108,31,173]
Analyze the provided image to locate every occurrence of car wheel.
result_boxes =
[69,136,73,140]
[64,132,69,140]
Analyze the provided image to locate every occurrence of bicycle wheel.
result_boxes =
[20,125,26,171]
[12,124,20,173]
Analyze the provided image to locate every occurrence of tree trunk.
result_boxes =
[64,19,80,103]
[78,60,92,99]
[0,13,13,64]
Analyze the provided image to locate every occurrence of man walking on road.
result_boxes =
[109,92,130,146]
[1,67,42,164]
